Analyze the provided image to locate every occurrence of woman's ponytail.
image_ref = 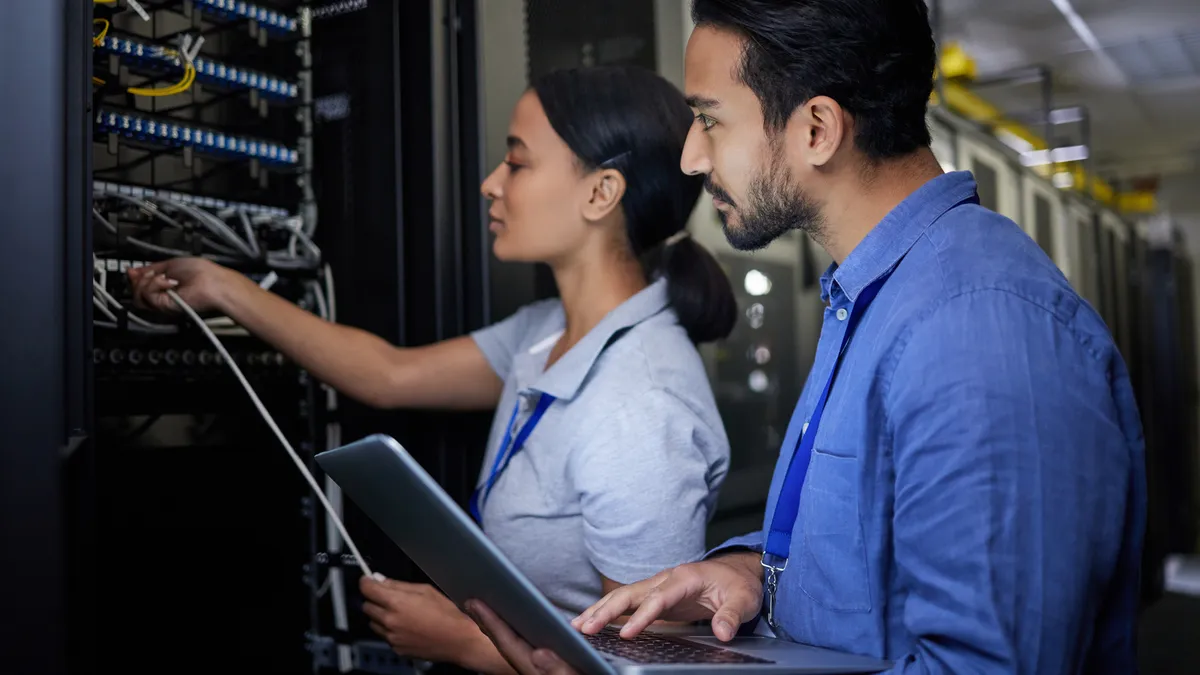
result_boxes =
[645,234,737,344]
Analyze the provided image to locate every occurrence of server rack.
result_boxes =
[2,1,492,673]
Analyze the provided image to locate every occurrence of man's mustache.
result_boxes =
[703,177,736,208]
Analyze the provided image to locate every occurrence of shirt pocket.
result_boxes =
[797,448,872,613]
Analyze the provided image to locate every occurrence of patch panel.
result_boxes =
[92,345,287,369]
[96,35,299,100]
[194,0,300,35]
[94,107,299,166]
[93,181,291,218]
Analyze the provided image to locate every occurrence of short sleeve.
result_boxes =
[469,299,558,379]
[567,388,729,584]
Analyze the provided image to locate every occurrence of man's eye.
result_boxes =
[695,114,716,131]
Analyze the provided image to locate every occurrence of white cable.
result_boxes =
[94,281,178,333]
[93,296,118,322]
[238,210,261,259]
[166,288,376,580]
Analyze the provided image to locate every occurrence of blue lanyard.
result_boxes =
[759,270,891,626]
[469,392,556,522]
[758,192,980,628]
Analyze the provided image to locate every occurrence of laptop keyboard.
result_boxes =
[584,627,773,665]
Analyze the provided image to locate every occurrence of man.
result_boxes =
[465,0,1146,673]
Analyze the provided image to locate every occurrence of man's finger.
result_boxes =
[711,585,761,641]
[576,579,654,633]
[617,577,693,639]
[368,621,388,638]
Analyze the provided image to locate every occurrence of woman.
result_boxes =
[128,65,736,674]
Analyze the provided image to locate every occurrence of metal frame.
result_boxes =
[0,1,80,672]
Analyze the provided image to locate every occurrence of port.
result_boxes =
[147,350,162,365]
[128,349,143,365]
[94,348,106,364]
[181,350,196,366]
[164,349,179,366]
[109,349,125,365]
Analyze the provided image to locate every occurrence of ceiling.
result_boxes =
[935,0,1200,185]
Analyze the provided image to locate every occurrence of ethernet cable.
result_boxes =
[166,287,377,581]
[94,198,320,271]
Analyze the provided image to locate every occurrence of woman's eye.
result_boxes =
[505,161,523,172]
[695,114,716,131]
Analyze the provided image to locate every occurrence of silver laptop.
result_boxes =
[315,434,891,675]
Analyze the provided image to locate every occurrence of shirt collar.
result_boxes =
[825,171,979,303]
[526,277,671,401]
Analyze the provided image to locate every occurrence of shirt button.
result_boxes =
[836,308,849,321]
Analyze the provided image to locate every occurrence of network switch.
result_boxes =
[95,35,299,100]
[95,108,299,165]
[194,0,300,35]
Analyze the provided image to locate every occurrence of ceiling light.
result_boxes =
[744,270,772,296]
[1047,0,1129,84]
[1021,145,1090,167]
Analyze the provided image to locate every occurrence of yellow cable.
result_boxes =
[92,18,110,46]
[127,63,196,97]
[93,0,118,4]
[90,15,198,97]
[93,76,106,85]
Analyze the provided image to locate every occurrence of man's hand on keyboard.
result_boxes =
[571,552,764,642]
[465,600,579,675]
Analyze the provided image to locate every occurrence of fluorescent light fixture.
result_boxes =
[1047,0,1129,84]
[1021,145,1090,167]
[1049,107,1085,125]
[996,129,1036,154]
[1048,0,1103,53]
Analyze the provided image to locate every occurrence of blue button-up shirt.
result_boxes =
[716,172,1146,673]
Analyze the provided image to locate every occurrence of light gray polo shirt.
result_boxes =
[469,278,730,615]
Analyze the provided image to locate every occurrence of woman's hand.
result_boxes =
[127,257,243,314]
[360,576,513,673]
[465,600,580,675]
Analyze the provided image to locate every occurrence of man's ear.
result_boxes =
[786,95,848,168]
[581,169,627,223]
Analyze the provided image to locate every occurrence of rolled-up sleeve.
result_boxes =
[883,289,1136,674]
[567,388,728,584]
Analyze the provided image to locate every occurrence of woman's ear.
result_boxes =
[580,168,627,223]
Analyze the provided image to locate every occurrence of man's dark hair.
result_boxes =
[691,0,936,160]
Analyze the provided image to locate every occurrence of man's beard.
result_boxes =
[706,148,824,252]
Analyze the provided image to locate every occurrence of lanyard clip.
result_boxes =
[760,551,788,573]
[760,552,787,629]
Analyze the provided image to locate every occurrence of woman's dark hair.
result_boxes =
[531,65,737,344]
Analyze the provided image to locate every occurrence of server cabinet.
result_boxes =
[1023,174,1069,277]
[957,135,1021,223]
